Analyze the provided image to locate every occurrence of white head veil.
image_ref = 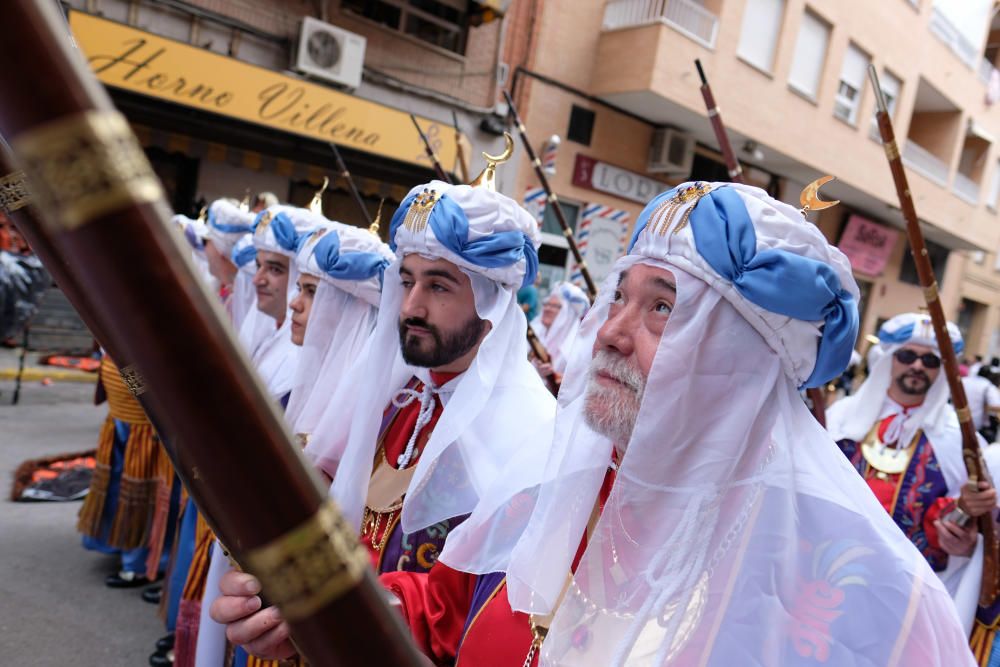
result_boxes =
[536,281,589,373]
[304,179,556,535]
[285,222,393,438]
[442,182,971,666]
[172,213,217,293]
[228,234,256,331]
[236,205,314,399]
[206,198,254,258]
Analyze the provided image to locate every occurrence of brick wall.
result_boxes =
[180,0,503,108]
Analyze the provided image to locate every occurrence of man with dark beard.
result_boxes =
[827,312,997,632]
[210,173,555,662]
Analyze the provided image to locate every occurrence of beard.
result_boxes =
[582,349,647,450]
[895,369,931,396]
[399,313,487,368]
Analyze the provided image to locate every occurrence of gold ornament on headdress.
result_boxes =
[799,175,840,215]
[369,198,384,237]
[255,209,274,237]
[309,177,329,215]
[468,132,514,192]
[196,206,207,223]
[306,226,329,250]
[646,181,713,236]
[402,188,438,233]
[239,188,251,213]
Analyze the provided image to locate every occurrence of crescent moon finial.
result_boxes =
[309,176,329,215]
[469,132,515,191]
[799,175,840,215]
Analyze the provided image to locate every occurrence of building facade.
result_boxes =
[63,0,510,234]
[506,0,1000,357]
[63,0,1000,356]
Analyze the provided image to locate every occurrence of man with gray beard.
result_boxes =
[371,182,974,667]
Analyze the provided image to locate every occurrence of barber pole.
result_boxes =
[540,135,560,176]
[523,186,547,224]
[569,203,629,286]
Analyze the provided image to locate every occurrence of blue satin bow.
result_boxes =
[630,185,858,389]
[231,242,256,268]
[389,191,539,288]
[208,208,252,234]
[257,210,300,252]
[310,230,390,282]
[878,321,964,355]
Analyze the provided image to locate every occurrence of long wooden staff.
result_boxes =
[409,114,451,183]
[328,142,373,227]
[693,59,829,425]
[451,111,469,182]
[0,3,423,663]
[868,66,998,606]
[695,60,744,182]
[503,90,598,302]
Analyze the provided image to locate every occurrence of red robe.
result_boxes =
[361,371,456,572]
[382,469,617,666]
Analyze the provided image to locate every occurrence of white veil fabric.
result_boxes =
[538,282,590,373]
[236,205,314,399]
[228,234,256,332]
[303,179,556,536]
[284,223,393,437]
[442,182,972,666]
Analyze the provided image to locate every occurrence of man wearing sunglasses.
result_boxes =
[827,312,998,635]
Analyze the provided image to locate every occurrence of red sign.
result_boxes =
[837,215,899,277]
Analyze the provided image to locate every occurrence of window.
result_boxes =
[736,0,785,73]
[834,43,871,125]
[870,69,902,138]
[567,106,596,145]
[899,237,948,286]
[541,198,580,237]
[788,9,831,99]
[342,0,468,54]
[988,159,1000,211]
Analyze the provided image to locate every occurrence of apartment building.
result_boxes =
[507,0,1000,356]
[62,0,510,232]
[59,0,1000,355]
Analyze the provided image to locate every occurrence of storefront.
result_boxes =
[68,10,465,232]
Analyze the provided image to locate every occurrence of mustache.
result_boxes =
[401,317,441,336]
[589,349,645,393]
[901,369,930,382]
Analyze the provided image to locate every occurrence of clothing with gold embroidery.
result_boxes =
[362,371,464,574]
[836,408,950,571]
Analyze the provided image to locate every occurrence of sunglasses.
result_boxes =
[894,349,941,369]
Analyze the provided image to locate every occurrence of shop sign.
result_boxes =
[572,155,667,204]
[68,11,458,170]
[838,214,899,277]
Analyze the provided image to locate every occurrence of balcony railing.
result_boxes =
[603,0,719,49]
[902,141,949,187]
[953,172,981,205]
[929,6,981,69]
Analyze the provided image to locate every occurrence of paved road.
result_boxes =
[0,375,164,666]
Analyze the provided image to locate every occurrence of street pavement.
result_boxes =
[0,364,164,665]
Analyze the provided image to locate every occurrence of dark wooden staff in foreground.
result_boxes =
[0,3,423,664]
[504,90,598,302]
[692,59,828,426]
[868,65,999,607]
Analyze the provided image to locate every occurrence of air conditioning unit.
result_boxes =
[294,17,366,89]
[648,128,695,174]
